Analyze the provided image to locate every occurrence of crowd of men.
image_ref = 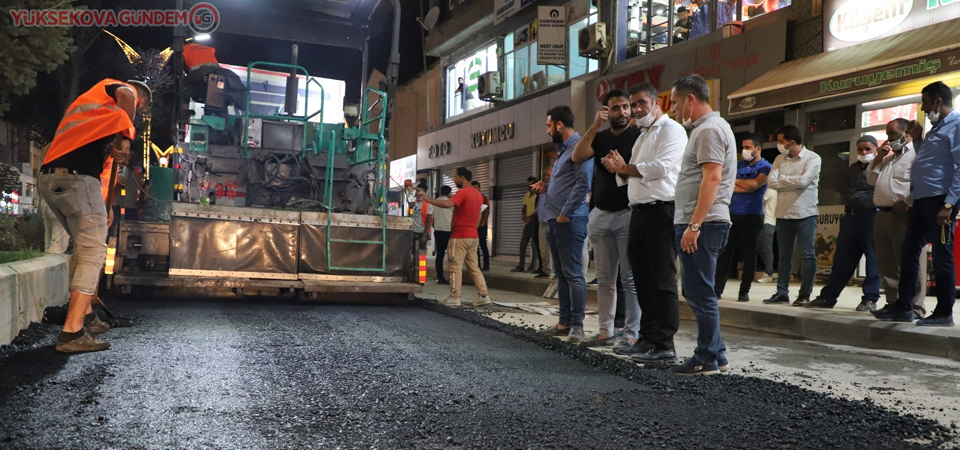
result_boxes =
[488,77,958,376]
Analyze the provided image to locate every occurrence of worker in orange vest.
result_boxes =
[37,78,151,353]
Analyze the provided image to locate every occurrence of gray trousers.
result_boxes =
[538,221,553,276]
[587,208,640,339]
[874,210,926,315]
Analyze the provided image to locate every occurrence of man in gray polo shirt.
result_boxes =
[671,74,737,376]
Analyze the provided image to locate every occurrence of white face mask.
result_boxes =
[636,112,655,128]
[777,143,789,154]
[741,150,754,161]
[928,110,941,125]
[678,99,694,130]
[889,136,906,152]
[857,153,875,164]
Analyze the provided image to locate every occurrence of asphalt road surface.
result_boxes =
[0,297,955,449]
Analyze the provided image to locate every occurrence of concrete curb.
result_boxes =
[437,265,960,363]
[0,254,70,346]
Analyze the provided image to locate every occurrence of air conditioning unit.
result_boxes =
[579,22,606,57]
[477,71,502,101]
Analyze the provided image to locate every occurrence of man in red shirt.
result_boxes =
[424,167,490,307]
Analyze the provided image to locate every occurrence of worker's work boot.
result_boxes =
[84,312,110,335]
[55,330,110,353]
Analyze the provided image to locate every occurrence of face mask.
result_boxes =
[890,136,906,152]
[857,153,875,164]
[741,150,754,161]
[637,112,655,128]
[928,110,941,125]
[679,100,694,130]
[777,143,789,154]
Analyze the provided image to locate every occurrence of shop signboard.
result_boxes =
[537,6,566,66]
[816,205,846,276]
[389,154,417,189]
[824,0,960,51]
[495,0,535,25]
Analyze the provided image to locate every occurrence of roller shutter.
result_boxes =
[494,154,534,256]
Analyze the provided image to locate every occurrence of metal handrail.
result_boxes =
[242,61,321,158]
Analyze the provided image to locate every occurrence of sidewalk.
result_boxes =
[425,256,960,362]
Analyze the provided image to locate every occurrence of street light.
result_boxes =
[194,33,211,41]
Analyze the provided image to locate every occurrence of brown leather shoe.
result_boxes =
[85,314,111,335]
[55,330,110,353]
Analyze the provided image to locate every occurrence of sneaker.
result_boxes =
[613,340,655,356]
[55,330,110,354]
[481,266,490,272]
[466,295,492,307]
[612,338,636,353]
[917,315,954,327]
[85,313,111,335]
[717,353,730,373]
[855,299,878,312]
[567,328,586,344]
[792,295,811,307]
[526,266,540,273]
[804,296,836,309]
[669,356,720,376]
[630,348,677,363]
[437,279,449,285]
[510,266,526,273]
[440,296,461,307]
[763,293,790,304]
[737,292,750,302]
[538,324,570,336]
[580,334,616,347]
[588,278,598,285]
[757,274,775,284]
[873,308,915,322]
[535,272,551,279]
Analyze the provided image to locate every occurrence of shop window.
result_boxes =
[741,0,791,21]
[807,106,856,134]
[812,141,852,206]
[861,104,918,128]
[568,14,599,79]
[445,43,498,119]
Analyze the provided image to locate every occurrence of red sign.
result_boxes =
[595,65,665,103]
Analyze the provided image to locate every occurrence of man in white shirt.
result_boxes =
[433,185,454,284]
[764,125,822,306]
[867,118,926,317]
[602,82,686,360]
[757,188,778,283]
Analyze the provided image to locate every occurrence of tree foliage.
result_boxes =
[0,162,20,193]
[0,0,78,117]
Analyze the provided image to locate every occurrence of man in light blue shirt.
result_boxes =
[876,81,960,326]
[534,105,593,343]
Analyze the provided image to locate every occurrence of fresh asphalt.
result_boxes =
[0,296,955,449]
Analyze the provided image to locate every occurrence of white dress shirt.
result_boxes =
[616,114,687,205]
[867,142,915,207]
[768,146,821,220]
[763,188,778,226]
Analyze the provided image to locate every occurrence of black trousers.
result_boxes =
[714,214,764,297]
[627,202,679,350]
[614,273,626,329]
[897,195,957,317]
[435,230,451,282]
[519,218,540,269]
[477,226,490,268]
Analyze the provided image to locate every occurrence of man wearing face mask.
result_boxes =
[804,136,882,311]
[714,133,771,303]
[603,82,687,360]
[571,89,642,348]
[764,125,821,307]
[533,106,593,343]
[670,74,737,375]
[876,81,960,326]
[866,118,926,318]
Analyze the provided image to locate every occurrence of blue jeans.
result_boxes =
[757,223,776,276]
[776,216,818,297]
[547,217,588,328]
[818,211,881,302]
[897,196,957,316]
[676,222,729,364]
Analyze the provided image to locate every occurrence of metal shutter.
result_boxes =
[441,161,491,196]
[494,154,534,256]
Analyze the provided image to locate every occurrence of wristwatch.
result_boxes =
[689,223,701,232]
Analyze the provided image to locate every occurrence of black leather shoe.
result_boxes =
[873,309,915,322]
[510,266,526,273]
[792,295,811,307]
[613,340,655,356]
[804,296,836,309]
[631,348,677,363]
[763,293,790,304]
[737,292,749,302]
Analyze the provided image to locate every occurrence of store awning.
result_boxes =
[728,18,960,115]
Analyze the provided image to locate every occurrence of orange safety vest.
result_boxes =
[183,43,218,70]
[43,78,137,166]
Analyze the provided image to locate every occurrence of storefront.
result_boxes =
[418,84,575,257]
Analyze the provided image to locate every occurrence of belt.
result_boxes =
[878,207,894,212]
[39,167,81,175]
[845,207,878,215]
[631,201,674,210]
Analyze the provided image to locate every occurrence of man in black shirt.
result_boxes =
[572,89,642,348]
[804,136,882,311]
[673,6,692,43]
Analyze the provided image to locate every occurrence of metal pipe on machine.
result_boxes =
[285,44,299,115]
